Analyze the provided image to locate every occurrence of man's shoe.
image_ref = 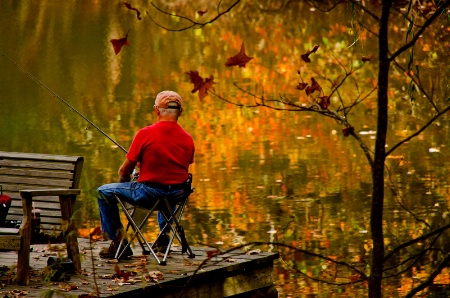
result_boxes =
[154,234,170,253]
[99,239,133,259]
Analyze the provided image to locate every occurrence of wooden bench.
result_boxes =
[0,151,83,285]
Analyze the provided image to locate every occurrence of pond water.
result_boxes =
[1,1,449,297]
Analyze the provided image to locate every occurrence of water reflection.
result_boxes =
[1,1,449,297]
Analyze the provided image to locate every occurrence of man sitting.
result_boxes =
[96,90,195,258]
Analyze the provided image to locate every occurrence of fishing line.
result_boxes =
[1,52,128,153]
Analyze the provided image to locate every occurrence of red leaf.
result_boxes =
[342,126,354,137]
[296,82,308,90]
[123,2,141,20]
[206,249,221,259]
[114,264,131,282]
[198,9,208,16]
[361,55,374,62]
[318,95,330,109]
[89,226,102,239]
[185,70,216,100]
[225,42,253,68]
[110,31,130,55]
[305,77,321,96]
[301,45,320,63]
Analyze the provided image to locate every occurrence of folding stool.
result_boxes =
[114,178,196,265]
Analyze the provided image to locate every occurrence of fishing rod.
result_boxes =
[1,52,128,154]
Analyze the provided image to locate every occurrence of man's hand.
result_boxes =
[119,175,131,183]
[118,158,137,182]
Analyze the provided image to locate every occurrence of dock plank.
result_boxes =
[0,238,278,297]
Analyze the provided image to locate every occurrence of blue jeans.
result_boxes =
[97,182,186,241]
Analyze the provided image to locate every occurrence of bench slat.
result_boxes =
[0,160,76,171]
[0,151,81,162]
[0,168,74,179]
[0,176,73,187]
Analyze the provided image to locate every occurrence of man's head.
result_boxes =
[154,90,183,119]
[155,90,182,109]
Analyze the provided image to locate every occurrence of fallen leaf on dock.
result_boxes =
[246,249,261,255]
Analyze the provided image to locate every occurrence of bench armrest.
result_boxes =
[19,189,81,197]
[18,188,82,272]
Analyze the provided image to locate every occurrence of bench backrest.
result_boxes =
[0,151,83,235]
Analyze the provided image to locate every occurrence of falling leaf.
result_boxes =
[318,96,330,109]
[362,55,374,62]
[301,45,320,63]
[198,9,208,16]
[296,82,308,90]
[185,70,216,100]
[225,42,253,68]
[342,126,354,137]
[123,2,141,20]
[110,31,130,55]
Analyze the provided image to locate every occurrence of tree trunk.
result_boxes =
[369,1,392,298]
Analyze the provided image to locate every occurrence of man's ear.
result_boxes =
[178,107,183,116]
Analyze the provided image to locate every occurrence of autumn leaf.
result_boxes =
[185,70,216,100]
[301,45,320,63]
[89,226,102,240]
[206,249,221,259]
[318,95,330,109]
[110,31,130,55]
[305,77,322,96]
[123,2,141,20]
[198,9,208,16]
[342,126,354,137]
[296,82,308,90]
[225,42,253,68]
[362,55,374,62]
[114,264,131,282]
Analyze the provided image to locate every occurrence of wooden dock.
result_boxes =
[0,238,278,297]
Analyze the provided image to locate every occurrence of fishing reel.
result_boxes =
[132,169,139,181]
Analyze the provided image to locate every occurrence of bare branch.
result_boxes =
[385,165,431,228]
[386,105,450,156]
[349,0,381,22]
[391,59,439,112]
[404,253,450,298]
[384,222,450,262]
[389,1,449,62]
[306,0,345,13]
[146,0,241,32]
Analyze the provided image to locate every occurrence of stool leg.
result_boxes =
[115,196,163,264]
